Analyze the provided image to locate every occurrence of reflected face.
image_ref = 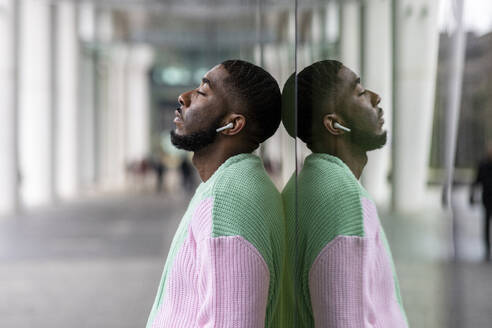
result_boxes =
[337,66,387,150]
[171,65,229,151]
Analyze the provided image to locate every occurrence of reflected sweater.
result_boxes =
[281,153,408,327]
[146,154,285,328]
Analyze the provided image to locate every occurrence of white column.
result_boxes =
[55,2,79,198]
[360,0,392,204]
[19,0,54,206]
[339,0,361,74]
[442,0,466,206]
[93,8,118,191]
[101,45,128,190]
[97,53,110,189]
[125,45,154,163]
[93,8,113,188]
[78,2,97,189]
[0,0,20,215]
[393,0,440,211]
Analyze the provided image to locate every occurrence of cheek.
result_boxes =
[184,109,200,122]
[184,105,221,130]
[347,107,376,130]
[184,103,210,122]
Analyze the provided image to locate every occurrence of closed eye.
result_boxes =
[359,90,366,96]
[197,90,206,96]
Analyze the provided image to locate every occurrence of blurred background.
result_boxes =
[0,0,491,327]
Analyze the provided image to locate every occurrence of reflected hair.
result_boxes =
[296,60,343,146]
[221,59,282,146]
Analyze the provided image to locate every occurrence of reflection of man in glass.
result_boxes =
[147,60,284,327]
[282,60,408,327]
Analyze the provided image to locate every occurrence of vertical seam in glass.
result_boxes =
[359,0,366,77]
[294,0,299,326]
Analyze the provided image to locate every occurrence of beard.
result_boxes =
[349,126,387,151]
[170,115,224,152]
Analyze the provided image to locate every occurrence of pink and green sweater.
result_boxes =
[281,153,408,327]
[146,154,285,328]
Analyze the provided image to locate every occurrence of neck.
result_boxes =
[192,141,254,182]
[311,138,367,179]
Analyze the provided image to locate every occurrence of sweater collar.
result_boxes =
[305,153,357,180]
[196,153,260,192]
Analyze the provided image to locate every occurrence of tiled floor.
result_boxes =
[0,192,187,328]
[0,186,491,327]
[381,186,492,328]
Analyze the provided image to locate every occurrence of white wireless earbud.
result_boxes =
[216,122,234,133]
[333,122,351,132]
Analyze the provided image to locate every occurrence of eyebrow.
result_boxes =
[202,77,213,89]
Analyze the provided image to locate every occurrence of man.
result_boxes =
[146,59,285,328]
[281,60,408,327]
[470,144,492,261]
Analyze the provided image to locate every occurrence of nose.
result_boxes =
[368,90,381,107]
[178,90,192,107]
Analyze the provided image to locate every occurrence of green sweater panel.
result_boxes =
[281,153,365,327]
[211,153,285,327]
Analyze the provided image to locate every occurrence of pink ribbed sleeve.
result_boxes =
[196,236,270,327]
[151,197,270,328]
[308,197,407,328]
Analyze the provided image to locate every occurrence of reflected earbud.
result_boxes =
[216,122,234,133]
[333,122,351,132]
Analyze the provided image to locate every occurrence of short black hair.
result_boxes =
[221,59,281,146]
[281,60,343,146]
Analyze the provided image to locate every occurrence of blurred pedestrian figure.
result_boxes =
[179,156,194,193]
[154,160,164,193]
[470,144,492,261]
[151,155,166,193]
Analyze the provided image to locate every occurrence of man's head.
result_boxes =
[171,59,281,153]
[284,60,386,152]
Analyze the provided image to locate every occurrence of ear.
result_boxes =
[323,113,345,136]
[218,113,246,136]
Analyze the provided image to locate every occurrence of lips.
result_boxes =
[174,109,183,124]
[377,108,384,125]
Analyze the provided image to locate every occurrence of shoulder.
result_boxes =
[299,154,363,224]
[299,154,360,195]
[296,154,366,257]
[211,154,283,238]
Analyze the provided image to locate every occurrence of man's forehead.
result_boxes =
[202,64,229,89]
[338,65,359,86]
